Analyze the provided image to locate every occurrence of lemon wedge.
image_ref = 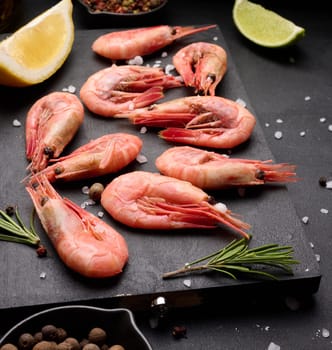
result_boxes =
[233,0,305,48]
[0,0,74,87]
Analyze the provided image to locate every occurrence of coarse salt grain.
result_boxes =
[183,279,192,288]
[320,117,326,123]
[302,216,309,224]
[300,131,306,136]
[165,64,175,75]
[265,122,270,127]
[136,153,148,164]
[235,98,246,107]
[12,119,21,127]
[140,126,147,134]
[315,254,321,262]
[304,96,311,101]
[309,242,314,248]
[328,125,332,132]
[127,55,144,65]
[267,342,280,350]
[274,131,283,139]
[276,118,283,123]
[322,328,330,338]
[97,211,104,218]
[213,36,218,41]
[214,202,227,213]
[325,180,332,189]
[40,272,47,279]
[320,208,329,214]
[82,186,89,194]
[161,51,167,58]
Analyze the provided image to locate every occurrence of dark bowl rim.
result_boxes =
[76,0,168,16]
[0,305,153,350]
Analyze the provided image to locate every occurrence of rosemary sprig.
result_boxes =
[0,206,41,247]
[162,237,300,280]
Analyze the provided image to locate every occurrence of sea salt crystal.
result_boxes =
[325,180,332,189]
[301,216,309,224]
[320,117,326,123]
[161,51,168,58]
[127,55,144,65]
[309,242,314,248]
[265,123,270,127]
[97,211,104,218]
[40,272,47,279]
[213,36,218,41]
[320,208,329,214]
[274,131,283,140]
[165,64,175,75]
[235,98,246,107]
[304,96,311,101]
[328,124,332,132]
[276,118,283,123]
[315,254,321,262]
[82,186,89,194]
[136,153,148,164]
[140,126,148,134]
[214,202,227,213]
[267,342,280,350]
[300,131,306,137]
[183,279,192,288]
[322,328,330,338]
[85,198,96,206]
[12,119,21,127]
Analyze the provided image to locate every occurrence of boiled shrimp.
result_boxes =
[156,146,298,190]
[25,174,128,278]
[92,25,217,61]
[115,95,256,149]
[26,92,84,173]
[173,42,227,96]
[101,171,250,239]
[40,133,143,182]
[79,64,183,117]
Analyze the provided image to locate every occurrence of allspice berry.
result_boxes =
[82,345,100,350]
[87,328,107,346]
[41,325,58,342]
[18,333,35,350]
[109,346,125,350]
[32,341,57,350]
[0,344,18,350]
[63,338,79,350]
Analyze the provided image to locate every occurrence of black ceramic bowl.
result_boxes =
[0,305,153,350]
[76,0,168,27]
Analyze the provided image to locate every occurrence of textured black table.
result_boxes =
[1,1,331,349]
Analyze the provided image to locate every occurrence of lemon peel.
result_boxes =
[233,0,305,48]
[0,0,74,87]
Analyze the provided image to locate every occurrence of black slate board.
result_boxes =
[0,26,321,314]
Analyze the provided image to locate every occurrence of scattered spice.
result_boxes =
[82,0,166,14]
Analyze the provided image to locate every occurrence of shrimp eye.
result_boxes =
[54,167,63,175]
[171,27,177,35]
[40,196,49,206]
[44,147,54,158]
[207,196,217,204]
[207,73,216,83]
[256,170,265,180]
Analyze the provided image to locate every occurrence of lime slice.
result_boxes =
[232,0,305,48]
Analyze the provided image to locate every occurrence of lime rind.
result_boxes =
[233,0,305,48]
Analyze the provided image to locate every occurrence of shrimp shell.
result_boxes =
[101,171,250,239]
[25,174,129,278]
[92,25,217,60]
[156,146,298,189]
[41,133,143,182]
[173,42,227,96]
[114,95,256,149]
[26,92,84,172]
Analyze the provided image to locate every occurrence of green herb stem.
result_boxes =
[162,238,300,280]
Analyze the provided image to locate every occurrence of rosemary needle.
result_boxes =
[162,237,300,280]
[0,206,41,247]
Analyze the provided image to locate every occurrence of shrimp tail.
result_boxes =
[173,25,217,40]
[259,161,298,183]
[133,86,165,108]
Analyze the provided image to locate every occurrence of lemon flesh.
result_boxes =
[0,0,74,87]
[233,0,305,48]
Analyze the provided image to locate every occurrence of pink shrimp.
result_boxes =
[92,25,217,60]
[26,92,84,173]
[156,146,298,190]
[173,42,227,96]
[25,174,128,278]
[40,133,143,182]
[115,95,256,149]
[101,171,250,239]
[79,64,183,117]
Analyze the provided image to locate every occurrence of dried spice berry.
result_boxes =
[88,328,107,346]
[0,344,18,350]
[17,333,35,350]
[41,325,58,342]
